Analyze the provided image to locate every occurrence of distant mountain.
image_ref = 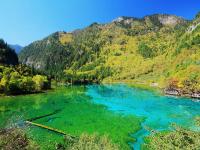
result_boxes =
[0,39,18,65]
[9,44,23,54]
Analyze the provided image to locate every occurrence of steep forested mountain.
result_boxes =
[19,13,200,95]
[0,40,50,95]
[19,14,187,77]
[19,33,71,78]
[0,39,18,65]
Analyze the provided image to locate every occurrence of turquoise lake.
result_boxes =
[0,84,200,149]
[86,84,200,149]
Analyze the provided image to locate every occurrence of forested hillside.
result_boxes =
[19,13,200,97]
[0,39,18,65]
[0,39,50,95]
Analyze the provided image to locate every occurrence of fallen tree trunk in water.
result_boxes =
[27,109,61,122]
[25,121,77,140]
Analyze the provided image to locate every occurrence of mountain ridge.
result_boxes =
[19,12,200,96]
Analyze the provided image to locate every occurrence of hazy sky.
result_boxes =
[0,0,199,46]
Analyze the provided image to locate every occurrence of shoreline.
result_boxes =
[102,80,200,100]
[0,88,54,98]
[0,81,199,100]
[164,89,200,100]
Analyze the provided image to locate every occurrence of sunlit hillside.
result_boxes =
[19,13,200,95]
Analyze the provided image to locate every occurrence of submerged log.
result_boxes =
[27,109,61,122]
[25,121,76,139]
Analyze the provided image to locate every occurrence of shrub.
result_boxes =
[138,43,154,58]
[0,128,39,150]
[32,75,48,91]
[191,35,200,45]
[57,133,119,150]
[20,77,35,93]
[0,65,50,95]
[143,125,200,150]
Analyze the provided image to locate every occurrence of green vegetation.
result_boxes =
[0,128,39,150]
[0,65,50,95]
[0,128,117,150]
[64,65,112,84]
[138,42,154,58]
[0,39,51,95]
[0,39,18,65]
[58,133,118,150]
[143,117,200,150]
[195,116,200,126]
[18,13,200,97]
[142,125,200,150]
[18,33,71,80]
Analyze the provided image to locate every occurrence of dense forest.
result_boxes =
[19,13,200,97]
[0,39,50,95]
[0,39,18,65]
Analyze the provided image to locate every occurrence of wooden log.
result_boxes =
[27,109,61,122]
[25,121,76,139]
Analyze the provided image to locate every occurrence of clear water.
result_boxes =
[86,84,200,149]
[0,84,200,150]
[0,86,141,150]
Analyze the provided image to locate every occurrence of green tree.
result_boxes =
[7,71,21,94]
[32,75,48,91]
[138,42,154,58]
[64,69,75,84]
[191,35,200,45]
[0,39,18,65]
[20,77,35,93]
[195,12,200,19]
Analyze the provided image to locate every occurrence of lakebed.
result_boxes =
[0,84,200,149]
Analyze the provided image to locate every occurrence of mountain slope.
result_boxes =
[9,44,23,54]
[19,14,187,77]
[0,39,18,65]
[19,33,71,78]
[19,13,200,95]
